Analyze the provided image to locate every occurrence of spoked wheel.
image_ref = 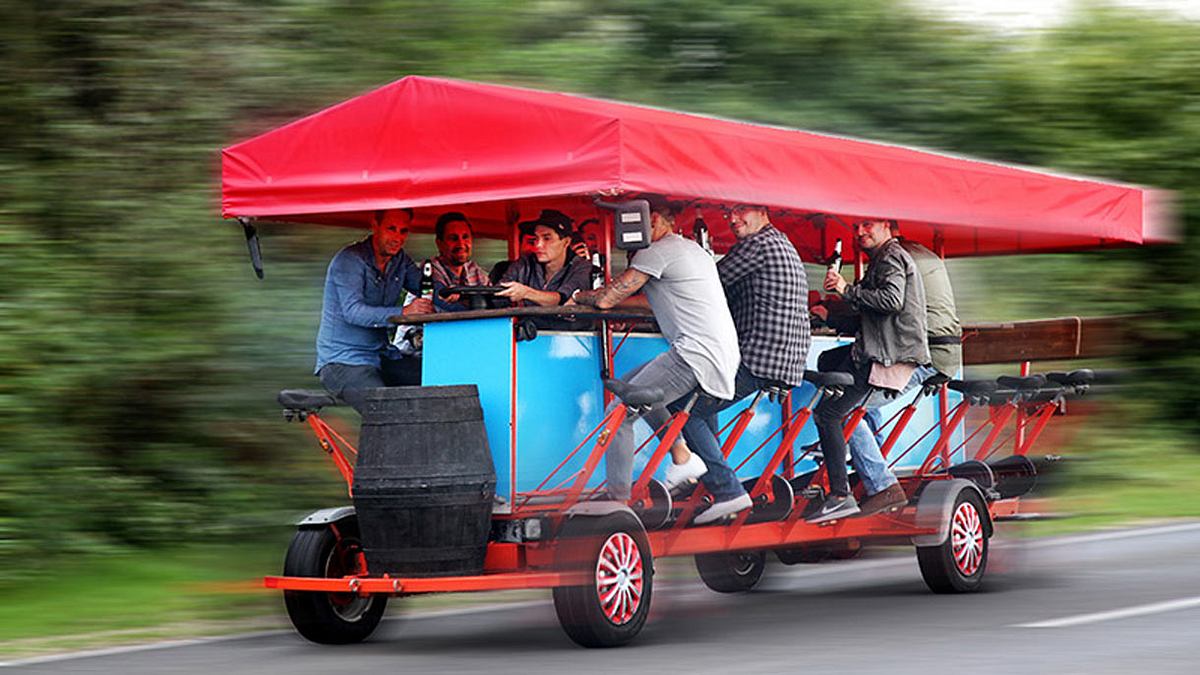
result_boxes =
[917,490,989,593]
[283,521,388,644]
[694,549,767,593]
[553,513,653,648]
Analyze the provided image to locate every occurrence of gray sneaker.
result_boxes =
[693,493,753,525]
[806,495,860,524]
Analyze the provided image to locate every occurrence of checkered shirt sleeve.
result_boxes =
[717,226,810,386]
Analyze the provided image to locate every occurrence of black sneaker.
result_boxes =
[806,494,860,524]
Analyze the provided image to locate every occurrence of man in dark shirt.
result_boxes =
[811,218,929,523]
[675,204,811,524]
[315,208,434,412]
[497,209,592,306]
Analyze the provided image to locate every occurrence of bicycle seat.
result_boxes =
[1045,369,1094,388]
[948,379,998,404]
[921,372,950,396]
[803,371,855,389]
[278,389,338,411]
[603,379,664,409]
[996,374,1047,392]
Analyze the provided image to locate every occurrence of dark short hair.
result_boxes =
[435,211,471,240]
[732,203,769,214]
[579,217,600,230]
[374,208,414,225]
[644,194,683,217]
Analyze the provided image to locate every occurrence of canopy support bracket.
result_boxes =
[238,217,264,279]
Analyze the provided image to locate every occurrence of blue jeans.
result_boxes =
[604,348,703,501]
[673,365,763,502]
[847,364,938,495]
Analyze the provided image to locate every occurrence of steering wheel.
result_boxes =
[438,285,507,310]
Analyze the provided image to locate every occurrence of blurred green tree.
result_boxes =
[0,0,1196,579]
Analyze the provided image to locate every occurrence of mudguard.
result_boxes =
[296,505,357,528]
[910,479,992,547]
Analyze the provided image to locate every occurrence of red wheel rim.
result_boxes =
[951,501,984,577]
[595,532,644,625]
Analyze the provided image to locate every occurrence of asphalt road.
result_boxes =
[9,522,1200,674]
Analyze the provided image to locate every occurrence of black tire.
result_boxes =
[775,546,830,565]
[694,550,766,592]
[552,513,654,648]
[916,490,989,593]
[283,523,388,644]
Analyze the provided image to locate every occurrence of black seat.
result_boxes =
[921,372,950,396]
[948,379,998,404]
[996,374,1047,392]
[1045,369,1095,388]
[278,389,338,411]
[948,379,997,397]
[603,379,664,409]
[803,370,855,388]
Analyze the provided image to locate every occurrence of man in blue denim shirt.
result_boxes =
[315,208,435,411]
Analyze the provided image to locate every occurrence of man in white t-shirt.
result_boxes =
[570,195,741,502]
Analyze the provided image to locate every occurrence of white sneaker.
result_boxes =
[694,493,754,525]
[664,453,708,491]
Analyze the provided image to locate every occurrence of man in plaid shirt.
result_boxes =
[679,204,810,524]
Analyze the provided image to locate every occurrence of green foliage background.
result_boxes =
[2,0,1198,584]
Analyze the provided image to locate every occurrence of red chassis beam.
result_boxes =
[264,508,943,595]
[265,570,589,594]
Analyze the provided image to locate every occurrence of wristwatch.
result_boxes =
[571,288,582,303]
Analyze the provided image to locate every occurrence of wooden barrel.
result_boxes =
[352,385,496,577]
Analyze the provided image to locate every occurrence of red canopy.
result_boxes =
[221,76,1171,257]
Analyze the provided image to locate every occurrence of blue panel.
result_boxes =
[423,321,965,507]
[513,332,606,494]
[423,318,515,507]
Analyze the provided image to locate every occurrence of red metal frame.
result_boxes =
[275,365,1077,597]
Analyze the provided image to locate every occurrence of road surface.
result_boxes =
[8,522,1200,674]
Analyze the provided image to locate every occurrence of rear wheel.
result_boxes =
[283,522,388,644]
[553,513,653,648]
[694,550,766,593]
[916,491,989,593]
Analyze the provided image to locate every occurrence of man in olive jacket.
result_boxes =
[809,218,930,523]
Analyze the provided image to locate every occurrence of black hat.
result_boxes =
[519,209,574,237]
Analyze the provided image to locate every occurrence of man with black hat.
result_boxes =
[497,209,593,306]
[570,195,741,505]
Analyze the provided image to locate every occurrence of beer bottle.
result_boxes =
[420,260,435,299]
[591,252,605,289]
[693,214,712,255]
[828,239,843,275]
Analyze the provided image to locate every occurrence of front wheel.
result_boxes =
[553,513,654,648]
[695,550,766,593]
[283,523,388,644]
[916,491,989,593]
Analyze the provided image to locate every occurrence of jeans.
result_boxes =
[671,365,763,502]
[847,364,938,495]
[813,357,874,498]
[604,348,703,501]
[318,357,420,414]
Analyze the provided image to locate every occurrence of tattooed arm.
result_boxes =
[571,268,650,310]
